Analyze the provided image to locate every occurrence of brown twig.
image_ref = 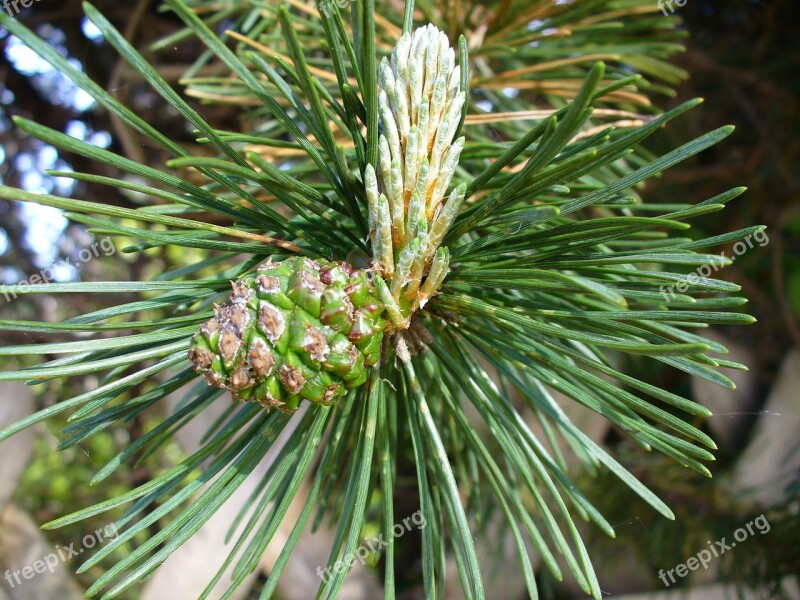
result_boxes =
[107,0,151,165]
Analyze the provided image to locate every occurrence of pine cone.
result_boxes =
[188,257,386,412]
[190,24,467,411]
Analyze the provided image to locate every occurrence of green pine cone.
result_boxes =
[188,257,386,412]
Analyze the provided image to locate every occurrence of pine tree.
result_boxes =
[0,1,757,598]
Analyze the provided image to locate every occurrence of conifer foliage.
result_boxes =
[0,1,756,598]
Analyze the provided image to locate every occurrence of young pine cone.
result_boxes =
[188,257,386,412]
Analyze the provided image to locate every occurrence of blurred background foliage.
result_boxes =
[0,0,797,598]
